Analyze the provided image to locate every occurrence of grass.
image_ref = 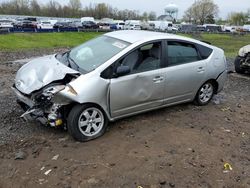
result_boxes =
[0,32,102,51]
[0,32,249,57]
[181,33,250,57]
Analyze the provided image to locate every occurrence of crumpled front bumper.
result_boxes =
[12,86,49,125]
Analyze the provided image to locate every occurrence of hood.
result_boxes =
[239,45,250,57]
[15,55,79,95]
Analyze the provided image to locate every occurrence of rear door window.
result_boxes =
[167,41,200,66]
[196,44,213,59]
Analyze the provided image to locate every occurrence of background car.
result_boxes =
[15,20,37,29]
[13,31,227,142]
[37,21,53,29]
[69,20,83,28]
[82,21,99,29]
[53,22,70,29]
[0,19,14,29]
[115,21,125,30]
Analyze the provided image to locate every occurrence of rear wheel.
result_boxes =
[67,104,108,142]
[234,56,245,74]
[195,82,215,106]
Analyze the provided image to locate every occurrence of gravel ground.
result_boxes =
[0,51,249,188]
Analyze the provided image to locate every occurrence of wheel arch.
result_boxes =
[66,102,111,121]
[206,79,219,94]
[194,79,218,101]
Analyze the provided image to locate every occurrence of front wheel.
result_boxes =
[67,104,108,142]
[234,56,245,74]
[195,82,215,106]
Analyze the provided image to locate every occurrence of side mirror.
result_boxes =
[116,65,130,77]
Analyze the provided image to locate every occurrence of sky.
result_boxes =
[1,0,249,19]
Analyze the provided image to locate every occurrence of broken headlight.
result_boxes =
[34,85,66,105]
[42,85,66,97]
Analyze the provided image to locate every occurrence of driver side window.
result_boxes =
[118,41,162,74]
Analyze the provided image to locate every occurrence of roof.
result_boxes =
[105,30,215,50]
[105,30,181,44]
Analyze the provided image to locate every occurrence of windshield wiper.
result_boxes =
[66,52,86,73]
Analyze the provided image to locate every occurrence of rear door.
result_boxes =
[163,40,208,104]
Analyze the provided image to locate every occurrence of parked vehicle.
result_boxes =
[124,20,141,30]
[196,25,205,32]
[203,24,222,32]
[81,17,95,23]
[53,22,70,29]
[0,19,14,29]
[115,21,125,30]
[12,30,227,142]
[180,24,197,32]
[23,17,38,28]
[37,21,53,29]
[141,22,155,30]
[234,45,250,74]
[82,21,99,29]
[109,23,118,30]
[151,21,173,31]
[224,26,237,33]
[98,23,110,30]
[15,20,37,29]
[69,20,83,28]
[23,17,37,22]
[243,25,250,32]
[49,19,59,26]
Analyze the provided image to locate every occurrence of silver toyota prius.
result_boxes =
[12,31,227,142]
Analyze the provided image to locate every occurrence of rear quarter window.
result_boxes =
[197,44,213,59]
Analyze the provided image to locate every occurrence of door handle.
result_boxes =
[197,67,205,72]
[153,76,164,83]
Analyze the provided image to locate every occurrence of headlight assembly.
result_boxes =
[42,85,66,96]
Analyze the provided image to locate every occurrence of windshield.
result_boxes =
[69,36,130,72]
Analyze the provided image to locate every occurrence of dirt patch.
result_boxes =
[0,48,69,63]
[0,54,249,188]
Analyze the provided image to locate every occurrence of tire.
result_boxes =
[195,82,215,106]
[234,56,245,74]
[67,104,108,142]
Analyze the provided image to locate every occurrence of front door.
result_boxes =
[110,41,165,118]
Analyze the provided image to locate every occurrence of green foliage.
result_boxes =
[183,0,219,25]
[0,32,101,51]
[183,33,250,57]
[227,12,248,25]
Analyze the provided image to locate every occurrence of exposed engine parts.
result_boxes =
[234,45,250,74]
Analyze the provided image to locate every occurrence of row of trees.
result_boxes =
[0,0,157,20]
[183,0,250,25]
[227,10,250,25]
[183,0,219,25]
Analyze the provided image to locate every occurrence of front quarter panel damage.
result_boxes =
[58,72,111,119]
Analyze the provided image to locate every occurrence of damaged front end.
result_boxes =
[12,54,81,127]
[235,45,250,72]
[12,80,77,127]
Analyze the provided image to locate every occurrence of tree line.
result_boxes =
[183,0,250,25]
[0,0,157,20]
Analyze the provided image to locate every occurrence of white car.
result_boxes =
[0,19,13,29]
[243,25,250,32]
[115,21,125,30]
[37,21,53,29]
[124,20,141,30]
